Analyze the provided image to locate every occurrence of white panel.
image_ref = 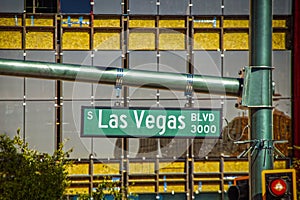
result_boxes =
[273,51,291,97]
[0,101,23,137]
[25,101,55,154]
[63,51,93,99]
[62,101,92,158]
[0,50,24,99]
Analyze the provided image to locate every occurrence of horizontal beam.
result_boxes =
[0,59,242,97]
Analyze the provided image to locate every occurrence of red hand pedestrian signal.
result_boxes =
[262,169,297,200]
[269,178,287,197]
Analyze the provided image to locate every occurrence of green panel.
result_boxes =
[81,107,222,138]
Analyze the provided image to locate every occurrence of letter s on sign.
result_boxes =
[87,111,93,120]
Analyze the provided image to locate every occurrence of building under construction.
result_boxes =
[0,0,298,199]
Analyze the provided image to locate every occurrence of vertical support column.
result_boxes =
[185,151,190,199]
[55,14,63,150]
[90,0,94,51]
[293,0,300,159]
[122,1,129,199]
[22,12,26,141]
[55,80,62,150]
[155,157,160,198]
[249,0,273,199]
[187,139,194,200]
[220,153,224,199]
[89,154,94,195]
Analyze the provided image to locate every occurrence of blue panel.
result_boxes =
[94,0,122,14]
[60,0,91,13]
[191,0,222,15]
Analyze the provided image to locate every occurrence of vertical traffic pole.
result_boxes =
[293,0,300,159]
[249,0,273,199]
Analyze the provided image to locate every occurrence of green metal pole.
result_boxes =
[249,0,273,199]
[0,58,242,97]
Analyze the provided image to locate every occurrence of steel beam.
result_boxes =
[0,58,242,97]
[249,0,273,199]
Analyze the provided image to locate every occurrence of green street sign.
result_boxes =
[81,106,222,138]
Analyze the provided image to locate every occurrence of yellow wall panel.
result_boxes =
[65,187,89,195]
[224,20,249,28]
[159,184,185,192]
[129,32,155,50]
[274,160,287,169]
[224,32,248,50]
[26,31,53,49]
[63,31,90,50]
[194,183,220,192]
[94,18,120,27]
[67,163,89,175]
[159,19,185,28]
[129,19,155,28]
[273,32,286,49]
[0,16,22,26]
[194,32,219,50]
[160,162,185,173]
[159,32,185,50]
[224,161,248,172]
[94,31,120,50]
[129,185,155,193]
[130,162,155,174]
[94,163,119,174]
[0,30,22,49]
[273,20,286,28]
[194,161,220,173]
[26,17,54,26]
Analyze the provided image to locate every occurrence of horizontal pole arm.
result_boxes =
[0,59,242,97]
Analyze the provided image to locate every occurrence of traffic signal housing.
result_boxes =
[262,169,297,200]
[228,176,249,200]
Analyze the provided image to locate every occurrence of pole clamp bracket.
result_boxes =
[185,74,194,97]
[235,139,288,164]
[114,68,124,103]
[185,74,194,107]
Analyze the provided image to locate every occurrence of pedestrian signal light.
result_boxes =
[262,169,297,200]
